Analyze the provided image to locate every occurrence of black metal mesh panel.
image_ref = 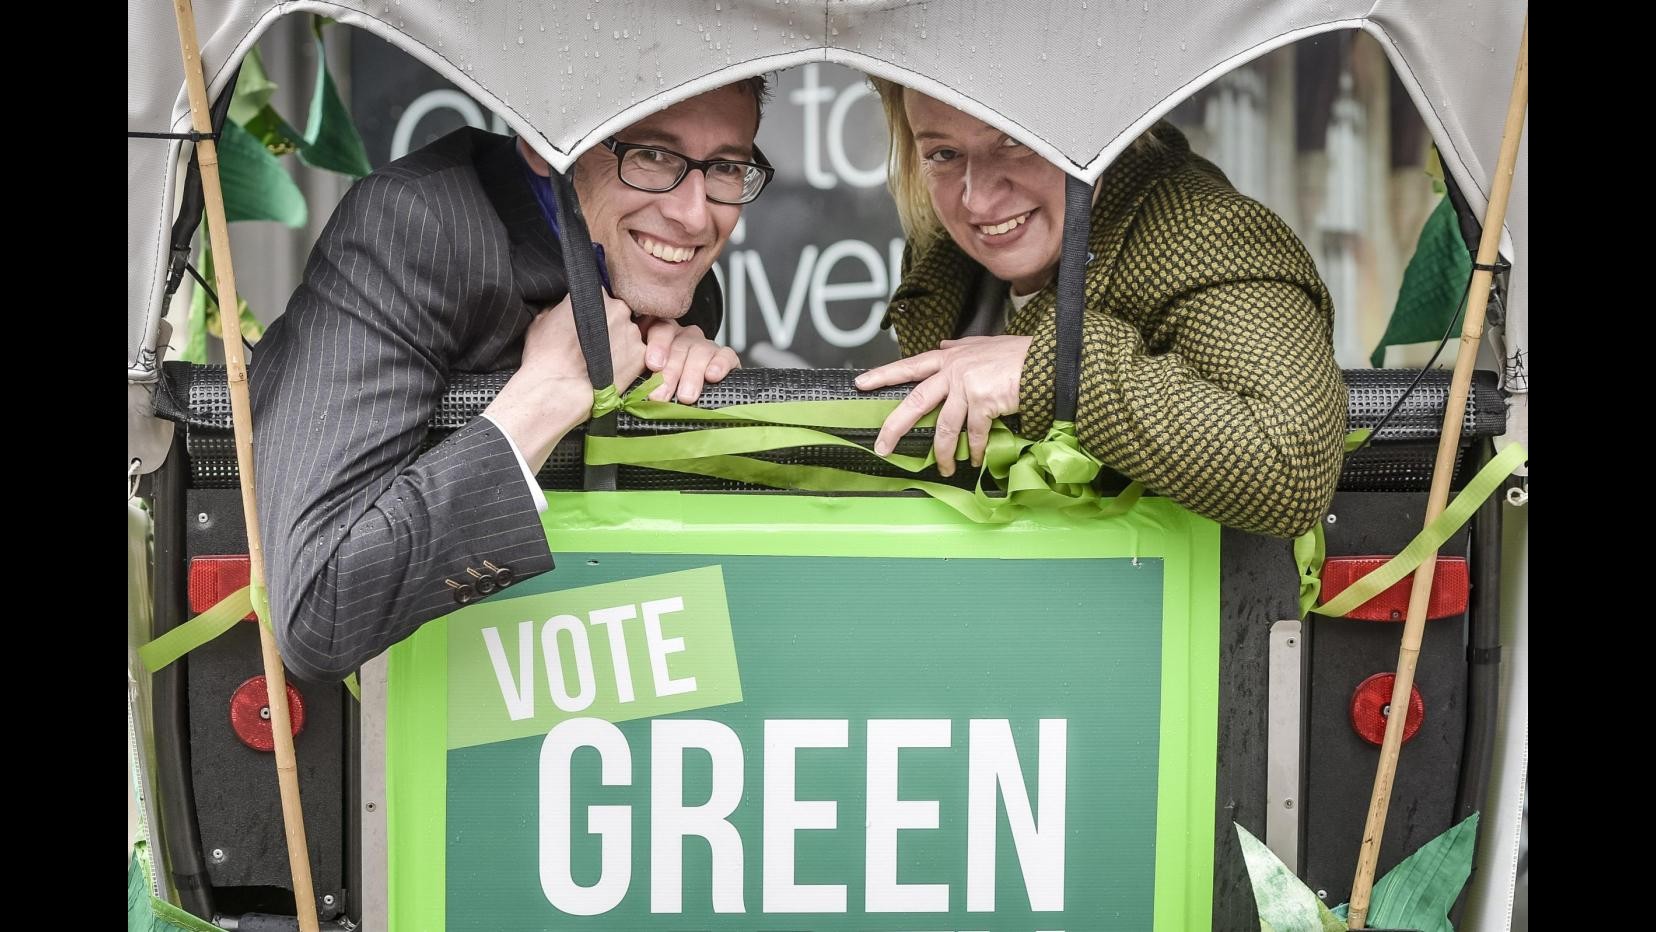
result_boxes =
[166,365,1505,493]
[1343,368,1503,440]
[1338,369,1505,490]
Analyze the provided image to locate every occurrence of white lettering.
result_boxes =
[540,719,632,914]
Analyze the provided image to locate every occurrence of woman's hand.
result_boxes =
[854,335,1033,476]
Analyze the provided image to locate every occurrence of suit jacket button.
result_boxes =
[466,567,497,596]
[484,561,514,587]
[445,579,477,605]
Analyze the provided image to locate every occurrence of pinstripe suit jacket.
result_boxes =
[251,128,720,681]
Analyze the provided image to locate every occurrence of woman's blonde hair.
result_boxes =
[870,77,1162,256]
[871,77,948,254]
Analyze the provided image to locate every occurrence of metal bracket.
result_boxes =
[1267,619,1304,871]
[359,654,390,930]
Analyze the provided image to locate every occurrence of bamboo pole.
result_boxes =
[1346,14,1527,929]
[169,4,321,929]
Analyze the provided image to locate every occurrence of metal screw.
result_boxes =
[1325,513,1337,525]
[210,848,225,862]
[1285,636,1297,647]
[1317,889,1329,900]
[1283,798,1295,810]
[1381,703,1392,717]
[323,894,336,907]
[197,512,210,524]
[260,706,272,720]
[365,802,377,812]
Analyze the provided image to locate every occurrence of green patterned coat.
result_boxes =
[885,124,1346,538]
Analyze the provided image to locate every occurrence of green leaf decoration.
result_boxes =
[298,18,372,177]
[187,238,264,361]
[1370,195,1473,367]
[242,104,305,157]
[1237,823,1348,932]
[183,273,208,364]
[218,119,307,227]
[1364,812,1481,932]
[227,48,277,127]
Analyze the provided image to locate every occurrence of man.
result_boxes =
[250,79,772,682]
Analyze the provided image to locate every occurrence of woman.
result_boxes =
[857,80,1346,538]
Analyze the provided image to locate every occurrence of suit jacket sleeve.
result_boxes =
[251,172,555,682]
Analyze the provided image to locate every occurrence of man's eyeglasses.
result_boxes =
[600,137,775,205]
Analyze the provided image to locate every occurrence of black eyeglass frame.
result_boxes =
[599,136,776,205]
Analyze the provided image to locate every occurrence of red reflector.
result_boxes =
[229,676,306,752]
[189,555,256,620]
[1319,556,1469,621]
[1350,673,1425,746]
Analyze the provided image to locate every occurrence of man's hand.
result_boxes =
[640,318,742,403]
[485,292,647,469]
[854,335,1033,477]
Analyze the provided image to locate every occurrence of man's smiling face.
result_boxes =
[570,83,759,319]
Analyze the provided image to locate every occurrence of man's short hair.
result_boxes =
[741,74,774,128]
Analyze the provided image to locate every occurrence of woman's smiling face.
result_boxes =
[904,87,1068,295]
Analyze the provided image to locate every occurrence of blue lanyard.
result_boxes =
[516,146,613,295]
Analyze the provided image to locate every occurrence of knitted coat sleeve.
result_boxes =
[1016,194,1346,538]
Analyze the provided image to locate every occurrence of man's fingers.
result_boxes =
[643,320,677,371]
[675,340,718,404]
[706,346,741,383]
[651,338,687,401]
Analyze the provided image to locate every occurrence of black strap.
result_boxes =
[1054,173,1093,423]
[163,66,240,304]
[1439,161,1513,277]
[1468,645,1502,666]
[128,130,220,142]
[547,168,614,390]
[547,166,619,491]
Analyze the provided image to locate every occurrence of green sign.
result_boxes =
[387,493,1220,930]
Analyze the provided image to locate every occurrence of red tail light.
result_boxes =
[229,676,306,752]
[1350,673,1424,746]
[189,554,256,621]
[1320,555,1468,621]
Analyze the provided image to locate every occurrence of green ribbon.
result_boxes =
[590,384,622,420]
[250,580,270,628]
[138,586,252,673]
[1293,428,1367,616]
[995,421,1133,513]
[1301,441,1526,619]
[1294,522,1328,621]
[586,375,1139,523]
[140,580,366,700]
